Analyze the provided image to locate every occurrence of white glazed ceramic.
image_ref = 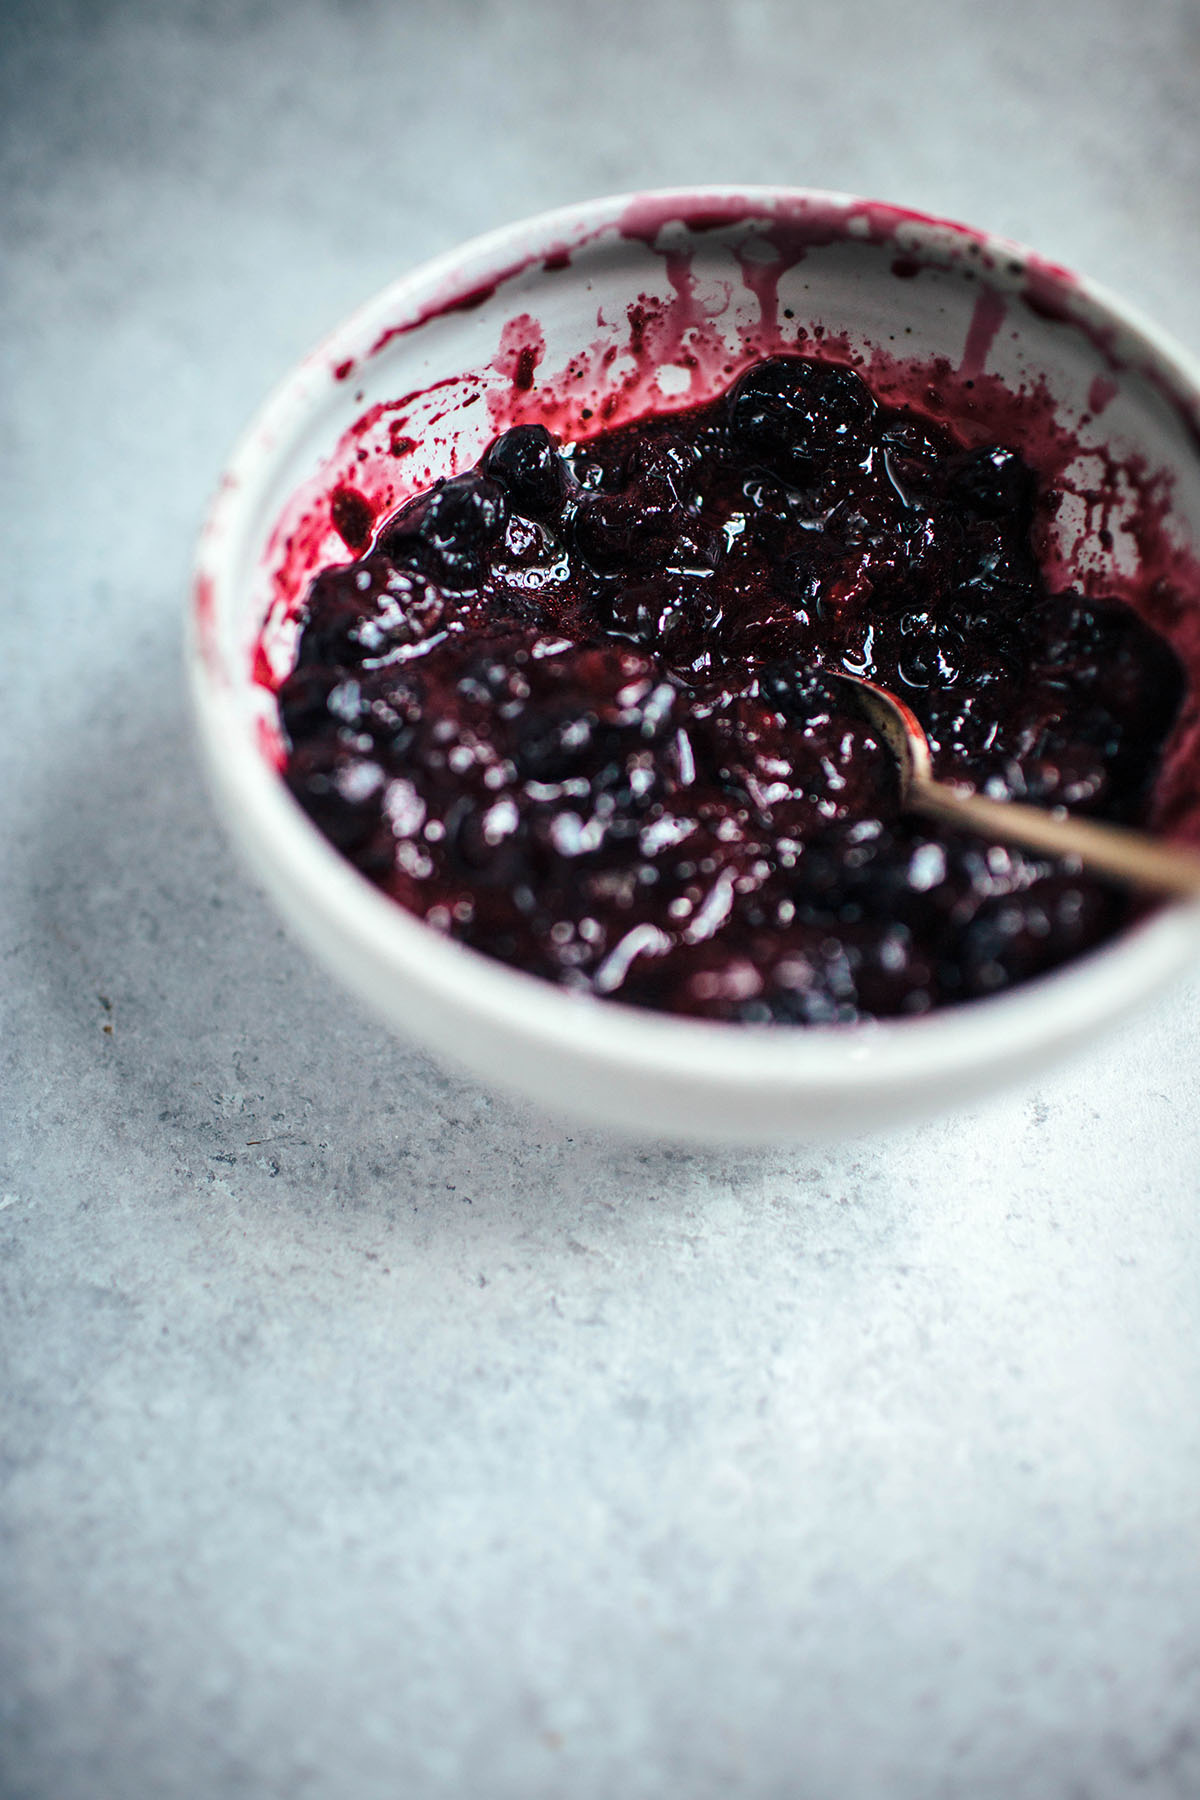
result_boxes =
[190,187,1200,1141]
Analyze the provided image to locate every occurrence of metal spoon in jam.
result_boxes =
[837,673,1200,898]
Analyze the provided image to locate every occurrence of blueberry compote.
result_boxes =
[278,356,1185,1023]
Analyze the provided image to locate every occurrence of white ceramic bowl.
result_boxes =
[190,186,1200,1141]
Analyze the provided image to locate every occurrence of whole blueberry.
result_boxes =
[378,471,508,589]
[727,356,874,475]
[482,424,571,520]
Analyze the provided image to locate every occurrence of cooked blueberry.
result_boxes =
[759,663,848,723]
[378,471,507,589]
[572,492,678,573]
[1033,595,1184,738]
[624,435,705,509]
[877,413,952,506]
[945,445,1036,524]
[608,578,712,663]
[771,537,844,614]
[727,355,874,474]
[277,664,340,741]
[482,424,571,519]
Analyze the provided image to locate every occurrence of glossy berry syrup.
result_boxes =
[277,356,1185,1024]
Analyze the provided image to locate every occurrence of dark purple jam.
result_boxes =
[278,357,1185,1023]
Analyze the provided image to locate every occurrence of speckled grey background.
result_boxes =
[3,2,1200,1796]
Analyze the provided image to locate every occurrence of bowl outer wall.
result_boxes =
[189,186,1200,1141]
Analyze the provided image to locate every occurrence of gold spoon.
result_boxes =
[836,673,1200,898]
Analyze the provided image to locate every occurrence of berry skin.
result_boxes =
[482,424,572,519]
[378,471,507,590]
[727,356,875,476]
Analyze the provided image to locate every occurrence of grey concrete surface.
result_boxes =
[3,2,1200,1795]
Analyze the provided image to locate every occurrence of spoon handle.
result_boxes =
[910,776,1200,898]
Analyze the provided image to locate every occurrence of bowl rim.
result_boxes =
[189,183,1200,1102]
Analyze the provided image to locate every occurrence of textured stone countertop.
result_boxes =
[3,3,1200,1796]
